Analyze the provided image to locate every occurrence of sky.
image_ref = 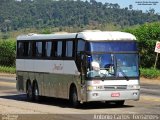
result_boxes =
[96,0,160,14]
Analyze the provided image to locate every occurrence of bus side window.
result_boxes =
[77,40,85,58]
[76,40,85,72]
[17,42,24,57]
[35,42,42,57]
[66,41,73,57]
[77,40,85,53]
[24,42,31,57]
[45,41,52,57]
[56,41,62,57]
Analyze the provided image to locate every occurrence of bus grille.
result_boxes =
[104,85,127,90]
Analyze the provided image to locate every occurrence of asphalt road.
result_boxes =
[0,77,160,120]
[141,83,160,96]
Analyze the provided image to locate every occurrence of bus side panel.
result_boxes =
[59,74,73,99]
[43,73,57,97]
[16,71,29,92]
[45,74,57,97]
[16,71,24,92]
[56,74,64,98]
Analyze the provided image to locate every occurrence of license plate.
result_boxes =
[111,93,120,97]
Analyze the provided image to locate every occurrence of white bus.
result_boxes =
[16,31,140,107]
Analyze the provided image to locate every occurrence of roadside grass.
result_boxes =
[0,66,16,74]
[140,68,160,79]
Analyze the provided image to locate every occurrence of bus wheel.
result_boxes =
[33,82,39,102]
[115,100,125,106]
[26,82,32,101]
[70,87,79,108]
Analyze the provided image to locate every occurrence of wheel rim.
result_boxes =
[33,83,39,102]
[71,88,78,107]
[34,85,39,101]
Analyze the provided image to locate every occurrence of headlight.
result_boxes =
[87,86,95,91]
[87,85,104,91]
[127,85,140,90]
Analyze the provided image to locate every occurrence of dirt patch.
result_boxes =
[140,77,160,85]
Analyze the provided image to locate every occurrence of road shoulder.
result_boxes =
[141,77,160,85]
[0,73,16,78]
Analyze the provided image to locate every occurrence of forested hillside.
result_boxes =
[0,0,160,32]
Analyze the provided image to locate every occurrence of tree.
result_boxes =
[0,0,159,31]
[148,8,155,14]
[125,22,160,68]
[129,4,133,10]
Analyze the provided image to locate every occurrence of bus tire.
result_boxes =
[115,100,125,106]
[70,87,79,108]
[32,82,40,102]
[26,81,33,101]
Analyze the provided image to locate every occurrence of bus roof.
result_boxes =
[17,31,136,41]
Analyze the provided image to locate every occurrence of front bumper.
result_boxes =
[87,90,140,102]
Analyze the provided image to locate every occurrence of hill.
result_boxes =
[0,0,160,32]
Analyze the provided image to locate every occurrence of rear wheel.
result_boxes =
[70,87,79,108]
[26,82,32,101]
[32,82,40,102]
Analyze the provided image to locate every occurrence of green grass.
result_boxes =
[140,68,160,79]
[0,66,16,74]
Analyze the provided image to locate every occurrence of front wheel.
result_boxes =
[70,87,79,108]
[114,100,125,106]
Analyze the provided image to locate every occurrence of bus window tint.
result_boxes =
[66,41,73,57]
[78,40,85,52]
[36,42,42,57]
[45,42,52,57]
[89,41,137,52]
[18,42,31,57]
[23,42,30,56]
[17,42,24,57]
[57,41,62,57]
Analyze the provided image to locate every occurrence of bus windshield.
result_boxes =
[87,53,139,79]
[88,41,137,52]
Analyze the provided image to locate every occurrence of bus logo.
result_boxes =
[53,64,63,71]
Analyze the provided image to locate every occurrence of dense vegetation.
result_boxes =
[0,66,15,74]
[0,0,160,33]
[140,68,160,79]
[0,39,16,66]
[125,22,160,69]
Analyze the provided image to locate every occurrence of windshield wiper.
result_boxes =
[117,67,129,81]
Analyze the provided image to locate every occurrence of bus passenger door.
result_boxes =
[79,54,87,101]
